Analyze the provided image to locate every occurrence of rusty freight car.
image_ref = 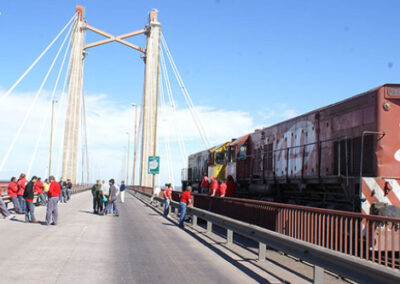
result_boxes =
[225,84,400,216]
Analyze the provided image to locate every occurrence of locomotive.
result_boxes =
[182,84,400,216]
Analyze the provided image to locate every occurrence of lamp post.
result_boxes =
[48,99,58,177]
[131,103,138,185]
[126,131,131,184]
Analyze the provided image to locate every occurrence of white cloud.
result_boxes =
[0,88,298,186]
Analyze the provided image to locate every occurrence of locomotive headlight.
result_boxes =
[383,102,391,111]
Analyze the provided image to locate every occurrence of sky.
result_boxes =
[0,0,400,186]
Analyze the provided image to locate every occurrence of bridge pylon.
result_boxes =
[62,6,85,184]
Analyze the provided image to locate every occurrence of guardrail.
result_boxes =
[129,187,400,284]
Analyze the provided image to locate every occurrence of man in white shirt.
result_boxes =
[100,180,110,213]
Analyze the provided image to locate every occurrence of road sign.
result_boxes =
[148,156,160,174]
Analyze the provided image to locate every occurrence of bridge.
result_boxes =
[1,5,400,284]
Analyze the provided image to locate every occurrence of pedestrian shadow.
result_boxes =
[161,222,175,227]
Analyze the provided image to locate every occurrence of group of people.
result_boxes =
[0,173,68,225]
[162,183,192,228]
[200,174,236,197]
[91,179,125,216]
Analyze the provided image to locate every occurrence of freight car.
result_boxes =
[183,84,400,216]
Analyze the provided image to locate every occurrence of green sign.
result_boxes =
[148,156,160,174]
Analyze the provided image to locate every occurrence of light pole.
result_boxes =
[48,99,58,177]
[126,131,131,184]
[131,103,138,185]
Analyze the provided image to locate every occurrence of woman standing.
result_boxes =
[8,177,23,214]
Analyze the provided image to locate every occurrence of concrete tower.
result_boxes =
[140,11,161,187]
[62,6,85,183]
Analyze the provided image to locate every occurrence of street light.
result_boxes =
[48,99,58,177]
[126,131,131,184]
[131,103,138,185]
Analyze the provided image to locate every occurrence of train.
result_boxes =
[182,84,400,217]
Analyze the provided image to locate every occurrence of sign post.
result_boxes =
[148,156,160,197]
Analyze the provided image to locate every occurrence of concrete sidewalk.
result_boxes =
[0,191,260,284]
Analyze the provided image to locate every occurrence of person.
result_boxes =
[209,176,219,197]
[108,179,119,217]
[120,180,126,203]
[43,178,50,203]
[46,176,60,225]
[179,186,192,228]
[8,177,23,214]
[200,173,209,194]
[91,180,102,214]
[219,180,227,197]
[226,175,236,197]
[59,177,67,203]
[163,183,172,217]
[34,177,45,206]
[66,179,72,201]
[0,189,15,220]
[100,180,110,213]
[23,176,38,223]
[17,173,27,212]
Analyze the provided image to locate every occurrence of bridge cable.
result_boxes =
[26,24,74,177]
[160,48,187,166]
[159,70,175,185]
[161,34,211,149]
[0,18,76,173]
[0,14,77,107]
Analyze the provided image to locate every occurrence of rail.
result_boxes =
[129,187,400,284]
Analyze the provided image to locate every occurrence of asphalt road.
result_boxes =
[0,191,259,284]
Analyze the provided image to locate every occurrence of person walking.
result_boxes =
[46,176,60,225]
[8,177,23,214]
[0,189,15,220]
[179,186,192,228]
[119,180,126,203]
[66,179,72,201]
[200,173,209,194]
[91,180,102,214]
[108,179,119,217]
[163,183,172,217]
[23,176,38,223]
[34,177,45,206]
[17,173,27,212]
[59,177,67,203]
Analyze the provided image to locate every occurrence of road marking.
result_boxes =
[77,225,88,240]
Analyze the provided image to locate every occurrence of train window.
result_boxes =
[238,145,247,160]
[208,152,213,165]
[216,152,225,165]
[388,88,400,97]
[227,146,236,163]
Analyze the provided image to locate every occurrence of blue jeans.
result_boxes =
[163,198,170,216]
[18,196,25,211]
[179,202,187,227]
[24,201,35,221]
[60,190,67,203]
[0,196,11,217]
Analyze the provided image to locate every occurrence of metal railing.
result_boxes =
[129,187,400,284]
[132,186,400,270]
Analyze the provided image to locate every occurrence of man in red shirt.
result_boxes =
[34,177,45,206]
[209,176,219,197]
[8,177,23,214]
[163,183,172,217]
[17,173,27,212]
[200,173,209,194]
[45,176,61,225]
[219,181,227,197]
[179,186,192,228]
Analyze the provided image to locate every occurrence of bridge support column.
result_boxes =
[140,10,161,187]
[62,6,85,183]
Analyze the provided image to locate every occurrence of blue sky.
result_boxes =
[0,0,399,185]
